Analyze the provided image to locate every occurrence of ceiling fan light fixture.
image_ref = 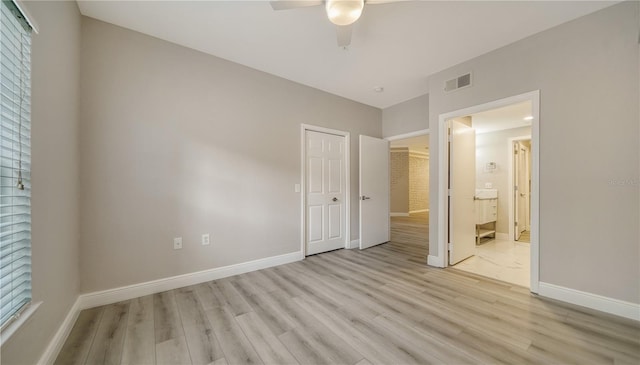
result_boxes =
[326,0,364,26]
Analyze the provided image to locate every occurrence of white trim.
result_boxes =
[390,212,409,217]
[0,301,41,347]
[507,135,532,243]
[12,1,39,33]
[37,300,80,365]
[385,129,430,141]
[348,239,360,249]
[436,90,540,293]
[409,209,429,214]
[427,254,444,267]
[301,124,350,257]
[538,282,640,322]
[78,251,302,310]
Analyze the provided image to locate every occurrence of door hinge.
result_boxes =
[514,221,518,226]
[448,189,452,196]
[514,185,518,192]
[448,242,453,251]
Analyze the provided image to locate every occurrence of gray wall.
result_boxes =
[79,18,381,293]
[382,94,429,138]
[475,126,532,234]
[1,2,81,364]
[428,2,639,303]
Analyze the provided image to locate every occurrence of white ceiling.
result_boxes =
[390,135,428,152]
[76,1,616,109]
[471,100,532,134]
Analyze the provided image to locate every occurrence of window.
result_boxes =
[0,0,32,330]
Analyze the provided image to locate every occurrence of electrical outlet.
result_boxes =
[173,237,182,250]
[201,233,210,246]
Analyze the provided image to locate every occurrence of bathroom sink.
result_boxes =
[475,189,498,199]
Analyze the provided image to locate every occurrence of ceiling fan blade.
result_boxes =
[336,25,352,47]
[270,1,323,11]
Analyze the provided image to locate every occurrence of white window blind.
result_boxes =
[0,0,32,329]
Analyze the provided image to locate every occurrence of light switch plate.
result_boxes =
[202,233,210,246]
[294,184,301,193]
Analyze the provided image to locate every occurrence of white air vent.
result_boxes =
[444,72,472,92]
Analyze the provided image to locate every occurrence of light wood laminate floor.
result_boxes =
[56,212,640,364]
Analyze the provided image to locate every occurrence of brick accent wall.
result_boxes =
[390,149,409,213]
[409,154,429,212]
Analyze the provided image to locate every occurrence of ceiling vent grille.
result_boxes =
[444,72,472,93]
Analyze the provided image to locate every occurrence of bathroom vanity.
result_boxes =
[475,189,498,245]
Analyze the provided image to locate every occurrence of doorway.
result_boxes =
[301,125,350,256]
[437,91,539,292]
[510,138,532,242]
[386,130,430,260]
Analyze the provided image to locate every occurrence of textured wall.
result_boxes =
[390,150,409,213]
[409,155,429,212]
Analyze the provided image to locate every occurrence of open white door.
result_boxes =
[514,141,529,240]
[359,135,389,249]
[513,142,522,241]
[448,120,476,265]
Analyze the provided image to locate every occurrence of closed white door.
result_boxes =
[306,130,346,255]
[359,135,390,249]
[449,120,476,265]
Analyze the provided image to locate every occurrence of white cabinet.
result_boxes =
[475,190,498,244]
[476,198,498,224]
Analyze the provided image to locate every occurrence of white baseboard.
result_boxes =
[409,209,429,214]
[348,239,360,249]
[38,298,81,365]
[427,254,445,268]
[538,282,640,321]
[390,212,409,217]
[78,251,303,310]
[38,251,303,363]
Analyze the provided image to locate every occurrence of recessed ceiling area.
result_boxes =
[471,101,533,134]
[76,1,616,109]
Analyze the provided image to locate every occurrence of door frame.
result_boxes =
[300,124,351,256]
[435,90,540,293]
[508,136,532,241]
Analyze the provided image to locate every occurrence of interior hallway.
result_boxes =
[388,211,429,264]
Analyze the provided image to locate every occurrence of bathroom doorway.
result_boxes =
[438,91,539,291]
[510,138,532,243]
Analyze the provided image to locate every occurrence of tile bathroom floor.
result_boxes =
[453,238,530,288]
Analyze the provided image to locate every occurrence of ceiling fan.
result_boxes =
[270,0,392,47]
